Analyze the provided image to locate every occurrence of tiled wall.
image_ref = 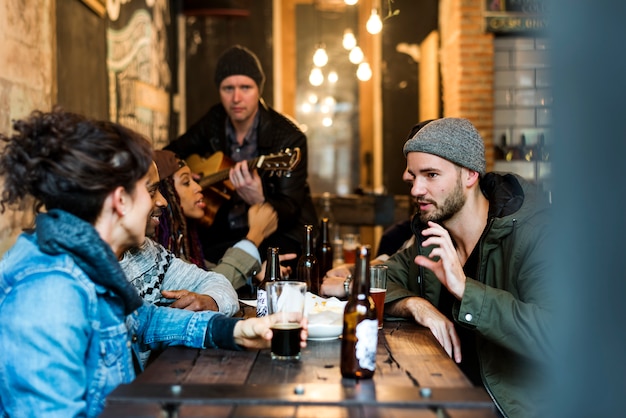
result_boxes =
[493,37,552,159]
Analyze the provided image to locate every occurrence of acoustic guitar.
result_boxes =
[185,148,301,226]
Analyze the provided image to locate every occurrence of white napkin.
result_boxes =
[272,284,306,313]
[305,292,346,326]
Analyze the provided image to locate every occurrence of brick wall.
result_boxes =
[439,0,495,170]
[0,0,55,257]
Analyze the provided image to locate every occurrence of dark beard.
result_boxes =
[418,175,465,224]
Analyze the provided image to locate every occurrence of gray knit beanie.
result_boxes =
[403,117,486,176]
[214,45,265,93]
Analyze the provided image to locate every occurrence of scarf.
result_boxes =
[37,209,143,314]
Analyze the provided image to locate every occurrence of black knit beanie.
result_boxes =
[214,45,266,93]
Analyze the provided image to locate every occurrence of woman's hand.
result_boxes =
[233,316,308,350]
[247,203,278,246]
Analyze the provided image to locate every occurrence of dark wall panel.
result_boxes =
[381,0,439,195]
[184,0,273,129]
[56,0,108,120]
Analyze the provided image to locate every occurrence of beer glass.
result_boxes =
[369,265,388,329]
[267,281,306,360]
[342,233,360,264]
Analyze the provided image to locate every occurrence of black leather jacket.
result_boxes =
[165,100,318,262]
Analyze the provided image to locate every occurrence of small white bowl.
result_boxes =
[307,323,343,341]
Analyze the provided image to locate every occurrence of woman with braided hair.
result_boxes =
[153,150,206,267]
[152,150,291,294]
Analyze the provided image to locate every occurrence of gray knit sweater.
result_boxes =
[120,238,239,316]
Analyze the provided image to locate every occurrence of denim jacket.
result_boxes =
[0,211,240,418]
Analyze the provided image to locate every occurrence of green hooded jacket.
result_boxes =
[384,172,554,418]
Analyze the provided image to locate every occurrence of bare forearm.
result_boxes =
[385,298,414,318]
[386,296,462,362]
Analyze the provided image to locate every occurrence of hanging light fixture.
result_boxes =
[342,29,357,50]
[323,96,337,110]
[309,67,324,86]
[313,44,329,67]
[344,0,358,5]
[357,62,372,81]
[301,102,313,114]
[349,46,364,64]
[366,8,383,34]
[327,71,339,83]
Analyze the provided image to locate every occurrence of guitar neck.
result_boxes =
[198,157,262,189]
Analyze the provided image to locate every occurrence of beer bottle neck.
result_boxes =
[320,218,330,243]
[304,225,314,255]
[350,245,371,300]
[263,247,280,285]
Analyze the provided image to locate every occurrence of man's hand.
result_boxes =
[246,203,278,246]
[319,260,388,298]
[320,276,348,298]
[386,297,462,363]
[161,290,219,312]
[319,263,354,297]
[324,263,353,280]
[233,316,308,350]
[414,221,467,300]
[229,161,265,205]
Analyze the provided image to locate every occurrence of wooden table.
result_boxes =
[102,319,497,417]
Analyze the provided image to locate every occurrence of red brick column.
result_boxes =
[439,0,495,170]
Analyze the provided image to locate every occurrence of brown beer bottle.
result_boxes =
[257,247,280,317]
[316,217,333,282]
[340,245,378,379]
[296,224,319,294]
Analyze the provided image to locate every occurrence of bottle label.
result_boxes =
[257,288,268,317]
[355,319,378,371]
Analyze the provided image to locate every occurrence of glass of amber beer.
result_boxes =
[342,233,360,264]
[369,265,388,329]
[267,281,307,360]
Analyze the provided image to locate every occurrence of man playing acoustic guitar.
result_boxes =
[165,45,317,270]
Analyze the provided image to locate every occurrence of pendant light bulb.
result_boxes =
[342,29,357,50]
[309,67,324,86]
[344,0,358,5]
[313,46,329,67]
[357,62,372,81]
[328,71,339,83]
[366,9,383,34]
[349,46,364,64]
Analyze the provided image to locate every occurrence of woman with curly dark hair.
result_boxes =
[0,109,306,417]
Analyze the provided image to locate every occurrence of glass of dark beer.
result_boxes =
[267,281,307,360]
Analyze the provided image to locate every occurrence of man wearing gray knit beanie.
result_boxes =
[165,45,317,278]
[402,117,486,176]
[385,117,553,417]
